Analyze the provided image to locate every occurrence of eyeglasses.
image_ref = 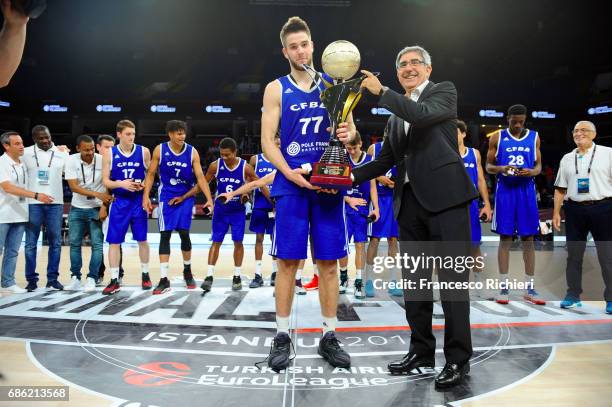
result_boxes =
[572,129,594,134]
[397,59,427,69]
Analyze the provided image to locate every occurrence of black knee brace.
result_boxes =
[159,231,172,255]
[178,229,192,252]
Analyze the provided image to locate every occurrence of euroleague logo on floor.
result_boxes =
[123,362,191,387]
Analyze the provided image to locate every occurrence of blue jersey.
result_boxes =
[462,147,479,189]
[158,142,195,201]
[110,144,146,199]
[215,157,246,210]
[372,142,397,197]
[495,128,538,187]
[272,74,332,197]
[346,152,372,216]
[253,154,275,210]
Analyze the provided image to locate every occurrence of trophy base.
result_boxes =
[310,162,353,190]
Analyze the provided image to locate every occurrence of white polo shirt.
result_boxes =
[554,143,612,201]
[0,153,29,223]
[22,144,68,204]
[64,153,105,208]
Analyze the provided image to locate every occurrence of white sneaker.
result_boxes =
[83,277,96,292]
[3,285,27,294]
[65,276,82,291]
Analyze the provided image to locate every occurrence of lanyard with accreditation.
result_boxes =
[575,145,596,194]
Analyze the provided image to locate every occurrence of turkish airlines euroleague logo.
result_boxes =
[123,362,191,387]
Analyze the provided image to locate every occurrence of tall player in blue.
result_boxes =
[260,16,355,372]
[458,120,492,294]
[486,104,545,305]
[101,120,151,295]
[247,133,279,288]
[338,132,379,298]
[365,132,401,298]
[142,120,214,294]
[202,137,258,292]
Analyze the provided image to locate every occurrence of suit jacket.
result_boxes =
[353,81,478,216]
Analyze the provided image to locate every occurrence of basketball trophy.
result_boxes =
[302,40,373,190]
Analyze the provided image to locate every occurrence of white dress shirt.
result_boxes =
[403,79,430,183]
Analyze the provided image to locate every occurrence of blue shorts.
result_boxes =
[492,181,539,237]
[212,206,246,242]
[158,197,194,232]
[469,200,482,245]
[249,208,274,235]
[106,197,148,244]
[369,194,398,239]
[346,208,368,243]
[271,191,348,260]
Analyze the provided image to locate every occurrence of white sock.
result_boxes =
[525,275,534,291]
[322,316,337,334]
[207,265,215,277]
[296,269,303,280]
[160,263,169,279]
[234,267,241,277]
[111,267,119,280]
[255,261,262,276]
[272,260,278,274]
[313,263,319,276]
[355,269,362,280]
[141,263,149,274]
[276,315,290,334]
[184,260,191,266]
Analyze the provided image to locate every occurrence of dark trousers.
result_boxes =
[563,199,612,301]
[397,184,473,364]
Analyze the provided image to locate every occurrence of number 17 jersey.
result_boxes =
[109,144,147,199]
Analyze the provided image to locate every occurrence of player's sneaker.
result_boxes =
[524,289,546,305]
[339,272,349,294]
[232,275,242,291]
[141,273,152,290]
[318,331,350,368]
[387,280,403,297]
[365,279,375,297]
[303,274,319,291]
[262,332,293,373]
[295,279,306,295]
[102,279,120,295]
[354,279,365,299]
[201,276,213,292]
[270,272,276,287]
[249,274,264,288]
[118,269,124,286]
[153,277,171,295]
[25,281,37,292]
[496,289,509,304]
[560,295,582,309]
[183,269,196,289]
[2,285,26,294]
[65,276,82,291]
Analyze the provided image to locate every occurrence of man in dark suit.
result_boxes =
[347,46,478,389]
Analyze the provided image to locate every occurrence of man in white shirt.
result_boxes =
[0,131,53,294]
[64,135,113,291]
[553,120,612,315]
[22,125,69,291]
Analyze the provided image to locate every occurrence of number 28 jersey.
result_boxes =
[110,144,147,199]
[495,128,538,187]
[272,74,332,197]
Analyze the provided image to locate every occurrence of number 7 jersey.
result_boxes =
[109,144,147,199]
